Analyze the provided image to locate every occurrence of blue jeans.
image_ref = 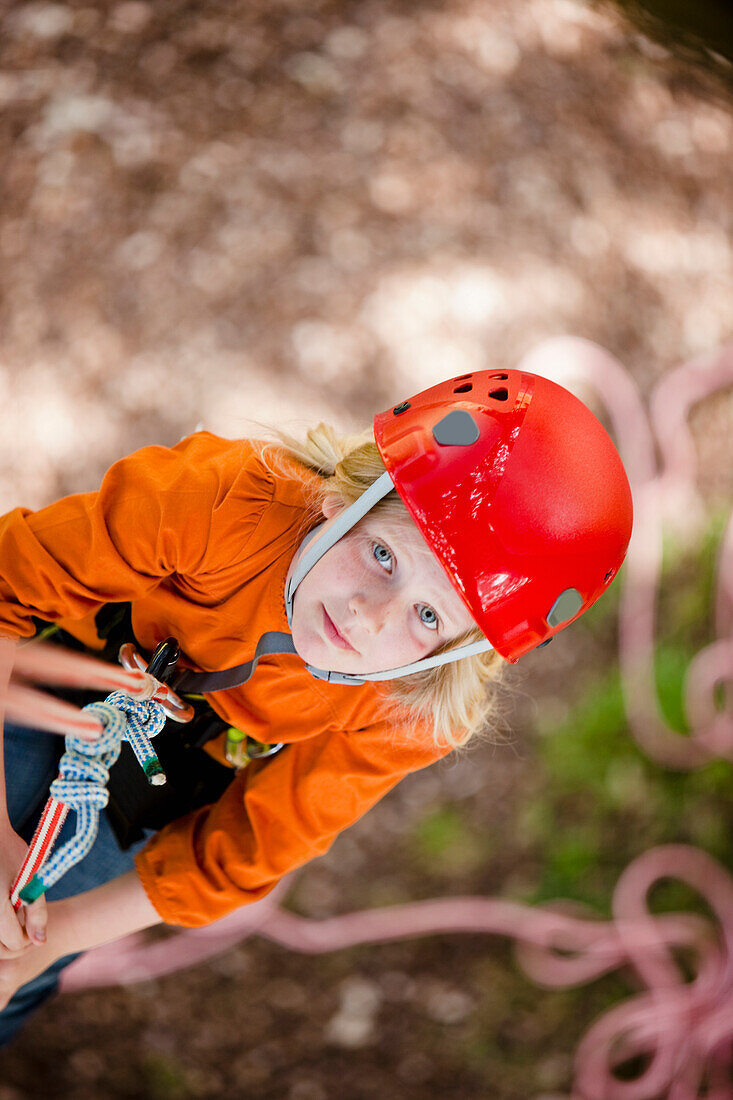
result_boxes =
[0,723,151,1047]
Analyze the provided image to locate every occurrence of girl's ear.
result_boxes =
[321,494,344,520]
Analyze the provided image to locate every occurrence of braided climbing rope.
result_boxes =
[10,692,166,909]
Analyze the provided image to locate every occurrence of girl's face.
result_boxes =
[287,498,478,674]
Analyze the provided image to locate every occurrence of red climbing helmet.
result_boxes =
[373,369,633,663]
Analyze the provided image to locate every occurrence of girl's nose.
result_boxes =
[349,592,389,634]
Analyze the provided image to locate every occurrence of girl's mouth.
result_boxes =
[322,606,356,652]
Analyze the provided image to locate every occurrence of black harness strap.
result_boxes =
[35,608,300,850]
[170,631,298,694]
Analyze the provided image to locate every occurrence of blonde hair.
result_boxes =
[252,420,506,751]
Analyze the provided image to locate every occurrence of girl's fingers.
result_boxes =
[0,643,159,740]
[23,896,47,945]
[13,642,155,699]
[0,899,31,955]
[0,641,160,741]
[4,683,104,741]
[0,637,15,690]
[0,941,31,960]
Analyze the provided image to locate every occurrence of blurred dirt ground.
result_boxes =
[0,1,732,1097]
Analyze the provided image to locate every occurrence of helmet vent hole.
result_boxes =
[489,388,509,401]
[456,373,472,381]
[454,383,473,394]
[489,373,508,380]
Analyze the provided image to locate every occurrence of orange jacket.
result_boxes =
[0,432,450,925]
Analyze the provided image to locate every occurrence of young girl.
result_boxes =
[0,368,633,1044]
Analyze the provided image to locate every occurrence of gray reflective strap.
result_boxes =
[304,636,495,685]
[285,471,395,628]
[170,630,494,693]
[170,631,297,694]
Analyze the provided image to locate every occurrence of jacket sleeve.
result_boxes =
[0,433,272,637]
[134,721,447,926]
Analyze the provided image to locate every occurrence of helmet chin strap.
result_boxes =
[285,471,494,685]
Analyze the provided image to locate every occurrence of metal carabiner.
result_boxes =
[118,642,195,724]
[247,740,284,760]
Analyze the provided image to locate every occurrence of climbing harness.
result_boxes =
[14,619,287,853]
[118,638,283,766]
[9,639,179,909]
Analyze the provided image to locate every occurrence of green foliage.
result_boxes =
[408,806,490,877]
[523,511,733,910]
[528,653,733,907]
[141,1054,190,1100]
[654,644,691,733]
[657,509,726,642]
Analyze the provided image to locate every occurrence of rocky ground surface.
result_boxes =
[0,1,732,1097]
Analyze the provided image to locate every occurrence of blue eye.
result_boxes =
[372,543,393,571]
[372,542,440,632]
[418,605,439,631]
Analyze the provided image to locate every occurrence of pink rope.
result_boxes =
[60,844,733,1100]
[644,345,733,768]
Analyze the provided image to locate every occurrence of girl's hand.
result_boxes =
[0,824,47,956]
[0,936,54,1010]
[0,870,162,1011]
